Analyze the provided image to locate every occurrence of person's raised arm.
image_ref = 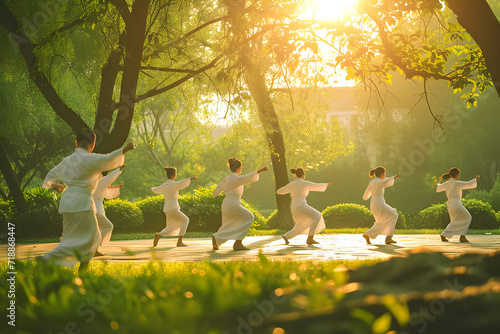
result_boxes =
[150,183,167,194]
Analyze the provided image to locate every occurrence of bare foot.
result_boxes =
[177,243,188,247]
[94,250,105,257]
[233,240,249,251]
[282,235,289,245]
[363,234,371,244]
[440,235,449,242]
[153,233,161,247]
[306,236,319,245]
[385,236,397,244]
[212,235,219,250]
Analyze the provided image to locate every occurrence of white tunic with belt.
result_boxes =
[276,178,327,238]
[363,176,398,238]
[212,171,259,245]
[437,178,477,237]
[150,178,192,236]
[42,147,124,267]
[92,168,122,245]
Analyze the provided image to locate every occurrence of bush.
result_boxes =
[135,195,165,232]
[103,199,144,233]
[266,210,279,229]
[322,203,373,228]
[136,185,266,233]
[12,203,63,239]
[407,199,499,229]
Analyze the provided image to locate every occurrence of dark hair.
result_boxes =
[369,166,386,178]
[227,158,242,172]
[165,167,177,179]
[439,167,460,181]
[290,168,305,178]
[76,128,96,148]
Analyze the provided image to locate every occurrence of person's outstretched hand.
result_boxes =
[123,142,135,154]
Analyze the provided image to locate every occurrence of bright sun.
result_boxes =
[305,0,358,22]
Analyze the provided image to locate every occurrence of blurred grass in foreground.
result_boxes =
[2,251,500,333]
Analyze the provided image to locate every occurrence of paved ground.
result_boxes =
[3,234,500,263]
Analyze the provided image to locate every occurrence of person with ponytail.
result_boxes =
[362,166,400,244]
[276,168,332,245]
[436,167,480,242]
[150,167,198,247]
[212,158,268,250]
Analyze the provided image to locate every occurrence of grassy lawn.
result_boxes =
[12,228,500,244]
[3,251,499,333]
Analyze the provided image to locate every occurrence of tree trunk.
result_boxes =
[243,64,294,230]
[96,0,151,153]
[447,0,500,98]
[0,141,27,213]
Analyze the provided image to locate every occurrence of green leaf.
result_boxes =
[372,312,392,334]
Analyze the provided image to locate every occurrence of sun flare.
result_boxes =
[305,0,358,22]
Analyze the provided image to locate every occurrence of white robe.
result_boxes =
[212,171,259,245]
[42,147,124,267]
[276,178,327,239]
[437,178,477,237]
[92,168,122,246]
[150,178,191,236]
[363,176,398,238]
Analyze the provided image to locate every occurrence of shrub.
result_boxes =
[136,185,266,233]
[24,186,60,209]
[322,203,373,228]
[408,199,499,229]
[135,195,165,232]
[103,199,144,233]
[12,203,63,239]
[266,210,279,229]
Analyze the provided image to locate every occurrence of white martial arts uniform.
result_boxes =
[212,171,259,245]
[150,178,192,237]
[276,178,327,239]
[363,176,398,238]
[92,168,122,246]
[437,178,477,238]
[42,147,124,267]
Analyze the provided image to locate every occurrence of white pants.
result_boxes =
[44,211,101,267]
[214,196,253,245]
[441,198,472,237]
[284,201,325,239]
[157,209,189,237]
[96,213,114,246]
[365,199,398,238]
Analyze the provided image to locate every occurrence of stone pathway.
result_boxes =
[3,234,499,263]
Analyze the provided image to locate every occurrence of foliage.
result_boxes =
[11,202,62,239]
[322,203,374,228]
[136,186,266,233]
[103,199,144,233]
[407,199,499,229]
[2,252,500,333]
[466,174,500,211]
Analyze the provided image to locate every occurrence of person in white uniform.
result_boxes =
[276,168,331,245]
[92,164,126,255]
[436,167,479,242]
[42,129,135,271]
[212,158,268,251]
[150,167,198,247]
[362,166,400,245]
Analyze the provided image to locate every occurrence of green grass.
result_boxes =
[12,227,500,244]
[2,252,500,333]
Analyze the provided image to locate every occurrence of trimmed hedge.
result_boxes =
[12,203,62,238]
[103,199,144,233]
[322,203,373,228]
[136,185,266,233]
[406,199,499,229]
